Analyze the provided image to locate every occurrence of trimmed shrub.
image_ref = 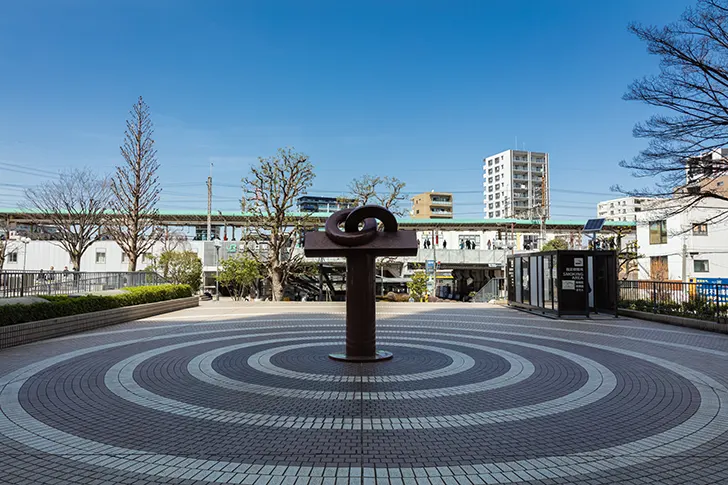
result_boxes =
[0,284,192,327]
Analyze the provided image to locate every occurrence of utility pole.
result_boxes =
[539,174,546,249]
[431,228,437,297]
[681,235,688,282]
[207,163,213,241]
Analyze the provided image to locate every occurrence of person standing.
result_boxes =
[443,240,447,249]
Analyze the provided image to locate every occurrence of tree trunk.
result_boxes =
[128,257,137,272]
[71,253,82,272]
[270,268,284,301]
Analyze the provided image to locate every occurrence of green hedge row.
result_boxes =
[619,298,726,323]
[0,284,193,327]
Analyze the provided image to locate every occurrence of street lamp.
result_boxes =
[214,238,222,301]
[20,237,31,271]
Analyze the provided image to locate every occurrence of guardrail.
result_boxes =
[0,271,167,298]
[618,280,728,323]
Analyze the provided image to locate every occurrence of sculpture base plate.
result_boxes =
[328,350,393,362]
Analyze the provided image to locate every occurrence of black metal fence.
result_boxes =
[618,280,728,323]
[0,271,167,299]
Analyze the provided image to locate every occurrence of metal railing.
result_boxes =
[618,280,728,323]
[0,271,167,298]
[472,277,505,302]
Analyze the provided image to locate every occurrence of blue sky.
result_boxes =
[0,0,693,219]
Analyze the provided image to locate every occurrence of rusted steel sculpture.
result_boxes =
[304,205,417,361]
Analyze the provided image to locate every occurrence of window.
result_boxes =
[718,181,724,187]
[495,166,500,173]
[488,159,493,166]
[488,177,493,183]
[488,212,494,218]
[495,201,500,208]
[692,223,708,236]
[495,175,500,181]
[488,185,493,192]
[488,203,493,209]
[416,209,420,214]
[649,220,667,244]
[495,183,500,190]
[495,211,501,217]
[488,194,493,200]
[495,193,500,199]
[121,253,127,263]
[650,256,668,280]
[488,169,493,175]
[6,251,18,264]
[694,260,710,273]
[95,249,106,264]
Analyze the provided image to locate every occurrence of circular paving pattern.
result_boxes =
[1,304,728,484]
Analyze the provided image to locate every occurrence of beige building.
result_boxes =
[411,192,453,219]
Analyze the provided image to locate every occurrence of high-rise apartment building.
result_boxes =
[411,192,453,219]
[483,150,549,219]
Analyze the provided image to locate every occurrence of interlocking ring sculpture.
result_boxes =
[304,205,418,361]
[324,206,398,247]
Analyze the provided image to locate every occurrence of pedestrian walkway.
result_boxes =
[1,301,727,484]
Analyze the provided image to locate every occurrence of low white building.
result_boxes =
[635,197,728,280]
[597,197,657,222]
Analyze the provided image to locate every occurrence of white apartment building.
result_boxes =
[635,197,728,280]
[597,197,657,222]
[483,150,549,220]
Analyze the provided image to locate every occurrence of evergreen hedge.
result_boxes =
[0,284,193,327]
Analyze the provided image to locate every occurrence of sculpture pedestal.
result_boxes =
[328,253,393,362]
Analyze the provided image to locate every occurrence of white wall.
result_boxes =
[2,240,202,272]
[636,198,728,280]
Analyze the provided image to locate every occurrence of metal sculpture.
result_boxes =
[304,205,417,361]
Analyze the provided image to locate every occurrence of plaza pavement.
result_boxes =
[1,301,727,484]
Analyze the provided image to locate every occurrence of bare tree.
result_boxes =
[241,147,315,301]
[348,175,407,215]
[107,96,163,271]
[158,227,190,253]
[23,168,109,271]
[618,0,728,207]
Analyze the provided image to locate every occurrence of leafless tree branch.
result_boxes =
[22,168,110,270]
[106,96,163,271]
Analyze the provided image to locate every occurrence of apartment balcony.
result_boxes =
[513,184,528,191]
[430,198,452,206]
[430,210,453,218]
[513,165,529,172]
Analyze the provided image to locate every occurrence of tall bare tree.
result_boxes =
[23,168,109,271]
[241,147,315,301]
[618,0,728,206]
[348,175,407,215]
[107,96,162,271]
